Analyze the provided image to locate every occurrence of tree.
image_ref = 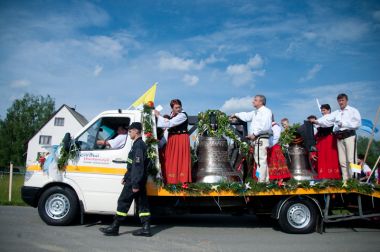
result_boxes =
[0,94,55,167]
[357,136,380,167]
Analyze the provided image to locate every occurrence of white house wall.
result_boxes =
[26,107,85,166]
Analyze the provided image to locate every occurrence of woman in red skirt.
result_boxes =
[155,99,191,184]
[313,104,341,179]
[267,118,291,181]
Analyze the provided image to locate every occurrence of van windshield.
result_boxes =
[76,117,130,151]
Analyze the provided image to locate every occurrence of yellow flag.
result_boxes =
[131,83,157,108]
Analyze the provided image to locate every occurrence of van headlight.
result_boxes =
[24,171,34,182]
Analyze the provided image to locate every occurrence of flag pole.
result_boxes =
[363,106,380,168]
[366,154,380,183]
[316,98,321,113]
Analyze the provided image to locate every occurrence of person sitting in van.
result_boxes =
[96,125,128,149]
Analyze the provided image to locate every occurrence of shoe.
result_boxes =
[132,220,152,237]
[99,219,120,236]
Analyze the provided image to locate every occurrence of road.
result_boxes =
[0,206,379,252]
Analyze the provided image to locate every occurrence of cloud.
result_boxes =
[309,20,370,44]
[226,54,265,86]
[299,64,322,82]
[220,96,253,114]
[158,52,205,71]
[93,65,103,77]
[373,10,380,21]
[247,54,264,68]
[10,79,31,88]
[182,74,199,86]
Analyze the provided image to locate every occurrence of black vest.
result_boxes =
[168,112,188,134]
[317,126,333,137]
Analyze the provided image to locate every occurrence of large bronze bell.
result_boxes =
[195,136,241,183]
[287,144,314,180]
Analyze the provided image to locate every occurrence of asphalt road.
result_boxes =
[0,206,379,252]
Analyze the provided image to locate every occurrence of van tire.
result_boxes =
[278,198,317,234]
[38,186,78,226]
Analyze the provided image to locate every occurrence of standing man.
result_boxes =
[99,122,152,237]
[231,95,272,182]
[280,118,290,131]
[310,93,361,182]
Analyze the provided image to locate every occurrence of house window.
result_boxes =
[39,135,52,145]
[54,117,65,126]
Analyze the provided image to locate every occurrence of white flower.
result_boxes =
[245,182,251,190]
[211,185,220,191]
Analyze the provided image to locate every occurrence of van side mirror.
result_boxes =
[62,132,71,152]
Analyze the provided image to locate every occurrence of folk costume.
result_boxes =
[236,106,272,182]
[157,112,191,184]
[267,122,291,180]
[316,105,361,181]
[313,121,341,180]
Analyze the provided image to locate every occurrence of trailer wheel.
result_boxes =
[278,198,317,234]
[38,186,78,226]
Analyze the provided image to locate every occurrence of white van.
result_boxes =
[22,109,145,225]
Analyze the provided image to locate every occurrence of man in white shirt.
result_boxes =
[97,125,128,149]
[310,93,361,181]
[232,95,273,182]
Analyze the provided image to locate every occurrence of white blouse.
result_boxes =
[157,112,187,128]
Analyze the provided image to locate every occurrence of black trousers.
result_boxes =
[116,183,150,222]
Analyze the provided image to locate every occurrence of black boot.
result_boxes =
[132,219,152,237]
[99,218,120,236]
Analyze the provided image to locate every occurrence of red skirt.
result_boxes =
[164,134,191,184]
[315,134,341,179]
[267,144,291,180]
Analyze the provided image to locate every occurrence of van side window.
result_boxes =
[76,117,131,151]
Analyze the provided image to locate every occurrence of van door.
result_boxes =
[66,115,135,213]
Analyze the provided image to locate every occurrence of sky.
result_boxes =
[1,0,380,132]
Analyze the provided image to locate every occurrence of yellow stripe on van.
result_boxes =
[65,165,126,175]
[27,165,42,171]
[26,164,126,175]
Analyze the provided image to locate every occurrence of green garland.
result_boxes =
[142,103,162,183]
[57,144,77,171]
[162,178,380,195]
[197,110,250,160]
[279,123,301,151]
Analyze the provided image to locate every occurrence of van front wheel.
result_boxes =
[38,186,78,225]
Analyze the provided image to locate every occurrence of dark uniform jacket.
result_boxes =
[124,137,148,190]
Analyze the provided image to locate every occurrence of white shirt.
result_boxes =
[235,106,272,136]
[316,105,361,132]
[157,112,187,128]
[108,134,127,149]
[269,123,281,147]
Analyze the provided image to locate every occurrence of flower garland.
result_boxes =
[279,123,301,151]
[57,144,78,171]
[162,178,380,196]
[197,110,250,160]
[142,102,162,183]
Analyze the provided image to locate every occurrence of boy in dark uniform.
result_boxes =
[99,122,152,237]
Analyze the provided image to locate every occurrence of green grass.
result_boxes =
[0,174,27,206]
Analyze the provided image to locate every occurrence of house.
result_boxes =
[26,104,88,166]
